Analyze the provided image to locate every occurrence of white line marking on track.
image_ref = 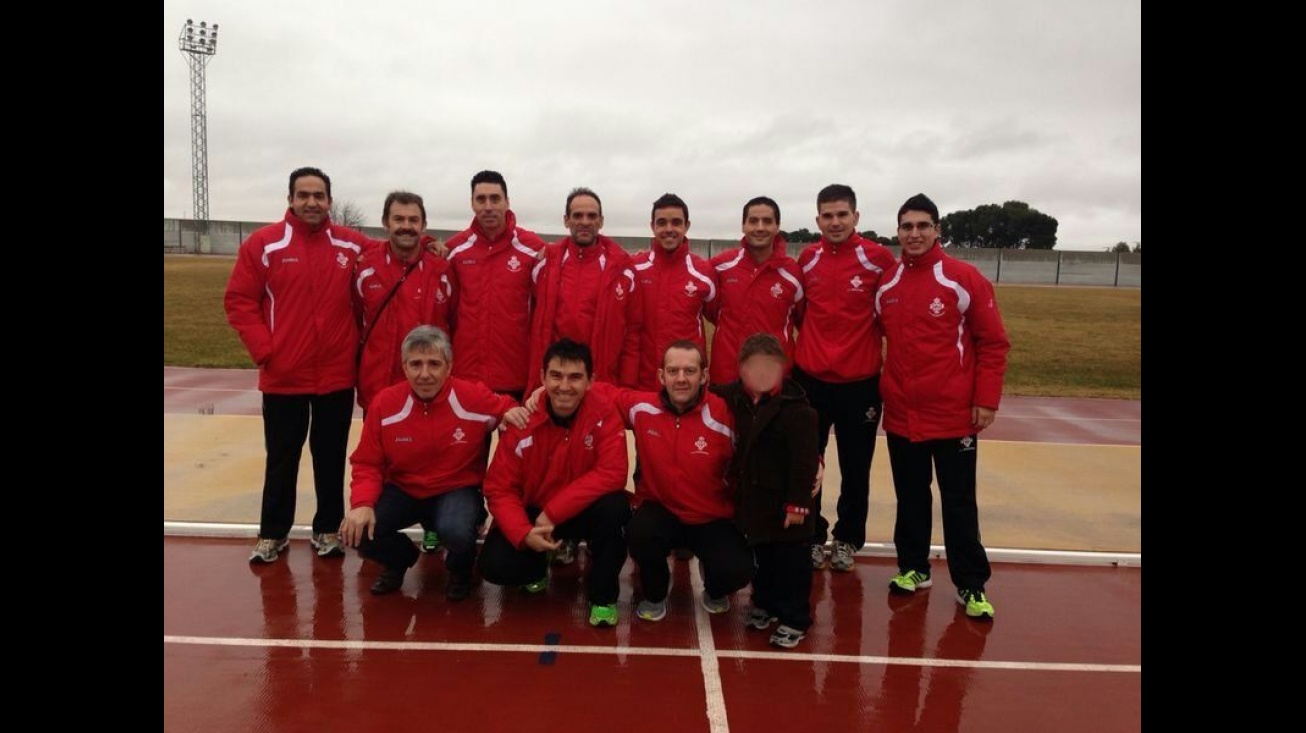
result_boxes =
[162,635,1141,673]
[163,386,255,393]
[689,561,730,733]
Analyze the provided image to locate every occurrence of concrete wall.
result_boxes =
[163,218,1139,286]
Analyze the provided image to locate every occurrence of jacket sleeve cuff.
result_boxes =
[784,503,810,516]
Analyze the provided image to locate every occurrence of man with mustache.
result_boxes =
[226,166,374,564]
[354,191,456,413]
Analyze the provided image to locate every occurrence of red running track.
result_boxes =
[164,537,1141,732]
[164,366,1141,446]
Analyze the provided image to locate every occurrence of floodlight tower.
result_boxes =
[178,19,219,227]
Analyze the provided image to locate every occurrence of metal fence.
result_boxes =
[164,218,1140,287]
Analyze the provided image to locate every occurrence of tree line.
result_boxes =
[784,200,1061,250]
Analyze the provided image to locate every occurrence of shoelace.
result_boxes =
[960,589,985,603]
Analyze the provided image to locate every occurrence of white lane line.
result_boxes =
[998,416,1140,422]
[714,649,1139,673]
[162,634,1140,673]
[689,561,730,733]
[163,386,256,394]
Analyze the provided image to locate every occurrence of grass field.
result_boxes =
[164,255,1140,399]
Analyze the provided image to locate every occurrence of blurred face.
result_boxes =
[658,347,706,410]
[816,199,860,245]
[897,210,938,257]
[565,195,604,247]
[742,203,779,251]
[403,346,451,400]
[740,353,785,395]
[288,175,330,227]
[471,182,509,236]
[543,357,592,419]
[384,202,426,257]
[651,206,690,252]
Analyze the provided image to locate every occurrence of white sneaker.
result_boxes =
[249,537,289,563]
[830,541,857,572]
[310,532,345,558]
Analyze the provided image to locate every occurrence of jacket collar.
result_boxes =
[659,385,705,415]
[901,241,944,268]
[470,209,520,245]
[284,208,327,237]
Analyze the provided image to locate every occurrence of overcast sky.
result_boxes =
[163,0,1140,251]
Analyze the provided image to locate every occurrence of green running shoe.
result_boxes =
[421,530,442,553]
[589,603,618,627]
[957,589,995,619]
[521,576,548,594]
[889,570,933,594]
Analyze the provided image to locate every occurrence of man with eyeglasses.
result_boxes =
[792,184,896,573]
[875,193,1010,620]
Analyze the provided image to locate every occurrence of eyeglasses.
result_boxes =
[898,222,936,232]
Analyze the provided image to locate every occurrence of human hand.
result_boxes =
[340,506,376,547]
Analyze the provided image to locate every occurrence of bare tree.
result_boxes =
[329,200,367,228]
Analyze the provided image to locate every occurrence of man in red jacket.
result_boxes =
[480,339,632,627]
[526,187,641,392]
[443,170,546,402]
[876,193,1010,620]
[707,196,804,385]
[225,167,374,564]
[629,193,717,391]
[354,191,456,412]
[598,341,752,622]
[794,184,897,573]
[341,325,529,601]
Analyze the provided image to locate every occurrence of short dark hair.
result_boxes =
[382,191,427,223]
[738,332,785,363]
[543,338,593,377]
[470,170,508,197]
[289,167,331,199]
[566,187,603,217]
[897,193,940,225]
[741,196,781,225]
[817,184,856,211]
[662,339,707,370]
[651,193,689,223]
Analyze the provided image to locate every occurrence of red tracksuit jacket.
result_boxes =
[629,241,717,390]
[707,237,804,385]
[444,211,546,393]
[794,234,897,383]
[596,383,736,525]
[348,378,518,508]
[353,245,457,411]
[224,209,373,394]
[483,391,629,549]
[875,243,1010,441]
[527,236,641,392]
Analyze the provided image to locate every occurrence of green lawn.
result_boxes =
[164,256,1140,399]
